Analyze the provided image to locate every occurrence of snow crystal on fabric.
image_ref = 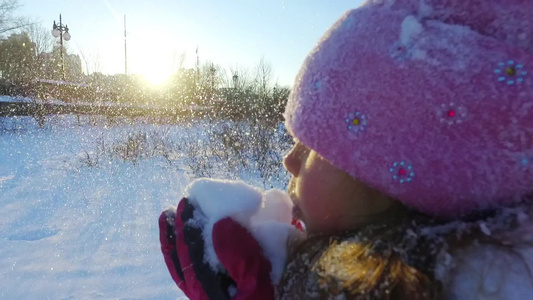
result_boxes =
[400,15,423,45]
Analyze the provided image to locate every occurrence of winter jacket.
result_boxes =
[441,218,533,299]
[277,204,533,300]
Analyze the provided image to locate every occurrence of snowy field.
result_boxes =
[0,114,288,300]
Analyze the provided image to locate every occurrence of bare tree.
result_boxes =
[194,61,224,105]
[228,65,251,90]
[89,51,103,74]
[254,56,273,96]
[25,22,54,79]
[77,47,90,75]
[26,22,54,55]
[172,51,187,72]
[0,0,25,35]
[78,48,103,75]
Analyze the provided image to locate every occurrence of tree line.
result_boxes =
[0,0,290,124]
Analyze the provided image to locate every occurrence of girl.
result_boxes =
[161,0,533,298]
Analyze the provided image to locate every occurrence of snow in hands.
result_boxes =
[173,178,301,284]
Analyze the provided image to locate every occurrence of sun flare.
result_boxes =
[133,30,179,86]
[141,66,172,85]
[142,71,171,85]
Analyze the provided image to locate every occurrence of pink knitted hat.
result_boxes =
[285,0,533,217]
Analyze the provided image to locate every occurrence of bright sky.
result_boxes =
[17,0,364,86]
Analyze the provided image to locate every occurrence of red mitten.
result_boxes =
[160,179,303,300]
[159,198,275,300]
[212,217,275,300]
[159,199,235,300]
[159,208,192,297]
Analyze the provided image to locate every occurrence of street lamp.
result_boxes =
[51,14,71,81]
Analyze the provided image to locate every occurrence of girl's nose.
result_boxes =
[283,142,306,177]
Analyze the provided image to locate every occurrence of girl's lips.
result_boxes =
[291,217,305,232]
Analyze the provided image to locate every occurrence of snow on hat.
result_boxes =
[284,0,533,218]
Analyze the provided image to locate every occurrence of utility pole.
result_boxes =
[124,15,128,75]
[211,63,215,93]
[196,46,200,85]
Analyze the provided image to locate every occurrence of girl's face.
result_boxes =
[283,141,397,234]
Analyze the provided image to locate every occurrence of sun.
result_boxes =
[141,65,173,85]
[133,33,178,86]
[141,70,170,85]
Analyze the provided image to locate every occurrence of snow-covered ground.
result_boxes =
[0,95,34,103]
[0,115,287,299]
